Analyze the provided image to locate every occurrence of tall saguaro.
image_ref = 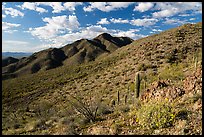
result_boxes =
[135,72,141,98]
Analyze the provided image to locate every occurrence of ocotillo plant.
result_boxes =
[135,72,141,98]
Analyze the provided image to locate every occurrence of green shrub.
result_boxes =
[136,99,175,129]
[97,103,113,116]
[158,63,185,81]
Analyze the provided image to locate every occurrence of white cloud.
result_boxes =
[178,13,191,17]
[20,2,48,13]
[152,9,178,18]
[2,40,32,52]
[36,2,64,13]
[29,25,114,51]
[97,18,110,25]
[63,2,83,11]
[164,18,187,25]
[152,29,162,32]
[35,2,82,13]
[25,23,148,52]
[153,2,202,18]
[131,18,158,26]
[3,5,24,17]
[3,40,29,45]
[2,14,6,18]
[4,30,18,34]
[190,18,196,21]
[134,2,154,12]
[28,15,80,40]
[113,29,145,40]
[83,2,134,12]
[110,18,129,24]
[2,22,21,32]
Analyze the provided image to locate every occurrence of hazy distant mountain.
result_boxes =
[2,52,33,59]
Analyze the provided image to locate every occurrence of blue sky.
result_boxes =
[2,2,202,52]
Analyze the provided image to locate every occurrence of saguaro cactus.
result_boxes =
[124,94,128,104]
[195,56,198,71]
[117,90,120,105]
[135,72,141,98]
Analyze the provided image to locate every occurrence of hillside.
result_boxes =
[2,22,202,135]
[2,33,133,80]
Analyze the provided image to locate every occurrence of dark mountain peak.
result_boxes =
[95,33,113,40]
[5,56,18,60]
[2,56,19,67]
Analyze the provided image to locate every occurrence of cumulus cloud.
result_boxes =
[113,29,145,40]
[189,18,196,21]
[2,22,21,33]
[83,2,134,12]
[28,25,113,51]
[35,2,82,13]
[63,2,83,11]
[26,23,148,52]
[153,2,202,18]
[152,29,162,32]
[4,30,18,34]
[2,4,24,17]
[20,2,48,13]
[110,18,129,24]
[97,18,110,25]
[164,18,188,25]
[28,15,80,40]
[2,14,6,18]
[131,18,158,26]
[35,2,64,13]
[178,14,191,17]
[58,25,113,43]
[36,25,145,50]
[134,2,154,12]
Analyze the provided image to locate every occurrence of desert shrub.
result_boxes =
[118,105,130,113]
[166,52,178,64]
[137,63,147,71]
[135,99,175,129]
[175,108,189,120]
[185,93,202,104]
[67,94,99,122]
[32,100,54,121]
[137,63,157,71]
[158,63,185,81]
[97,103,113,116]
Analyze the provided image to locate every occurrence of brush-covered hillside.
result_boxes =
[2,22,202,135]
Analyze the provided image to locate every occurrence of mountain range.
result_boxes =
[2,33,133,80]
[2,52,32,59]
